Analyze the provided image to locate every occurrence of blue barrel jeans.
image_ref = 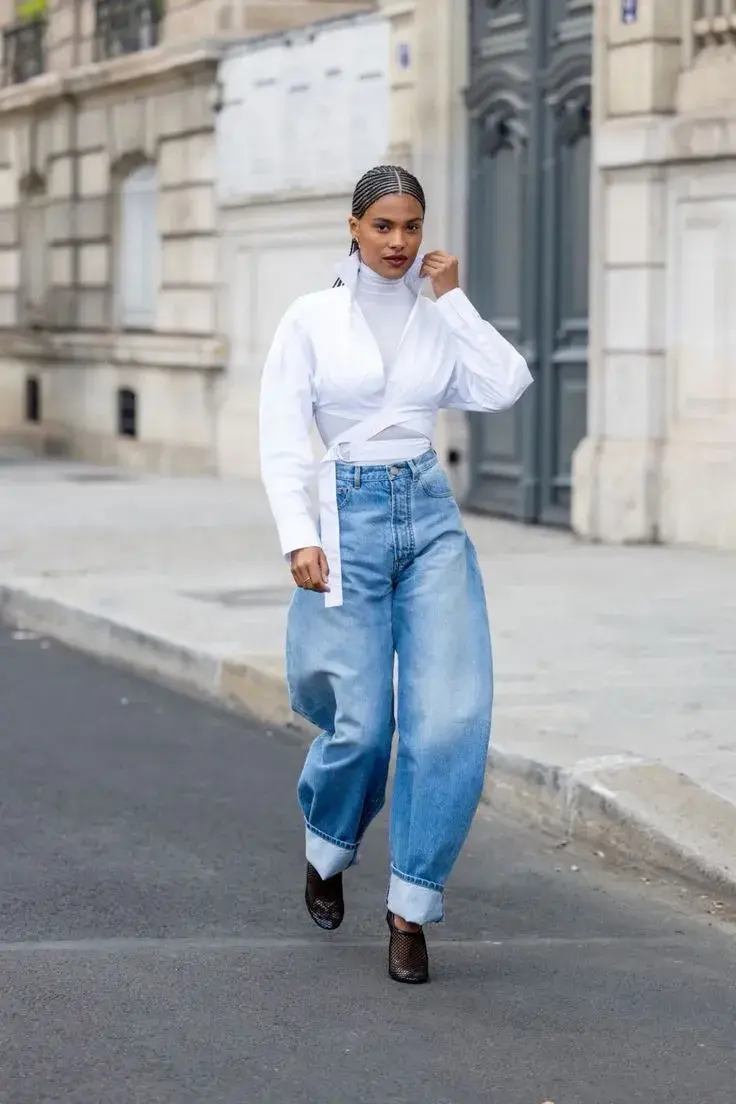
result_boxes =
[286,450,493,925]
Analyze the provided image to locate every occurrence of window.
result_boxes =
[25,375,41,423]
[2,13,46,86]
[94,0,162,61]
[19,173,48,328]
[117,387,137,437]
[117,163,160,330]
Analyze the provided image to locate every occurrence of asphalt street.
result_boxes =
[1,621,735,1104]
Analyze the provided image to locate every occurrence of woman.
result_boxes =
[259,165,531,984]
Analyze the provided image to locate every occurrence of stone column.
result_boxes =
[46,0,83,71]
[572,0,681,543]
[409,0,470,478]
[380,0,416,168]
[0,126,18,330]
[46,99,81,329]
[411,0,468,259]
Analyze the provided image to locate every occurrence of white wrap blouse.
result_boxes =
[259,252,532,607]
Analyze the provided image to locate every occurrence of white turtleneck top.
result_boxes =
[355,262,415,369]
[314,263,429,461]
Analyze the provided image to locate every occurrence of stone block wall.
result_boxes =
[0,127,18,329]
[399,0,471,495]
[383,0,416,168]
[0,0,14,33]
[573,0,736,553]
[0,44,224,472]
[162,0,374,43]
[0,0,408,474]
[43,0,99,71]
[164,0,234,40]
[241,2,374,35]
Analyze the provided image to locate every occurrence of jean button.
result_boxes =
[389,466,399,477]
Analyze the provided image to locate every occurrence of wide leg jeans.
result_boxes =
[287,450,493,925]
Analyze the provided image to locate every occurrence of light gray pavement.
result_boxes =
[2,448,736,891]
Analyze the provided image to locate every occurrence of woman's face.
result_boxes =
[348,194,424,280]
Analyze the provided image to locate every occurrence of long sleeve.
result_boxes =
[259,307,321,556]
[437,288,533,412]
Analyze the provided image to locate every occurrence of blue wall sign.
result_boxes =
[397,42,410,70]
[621,0,638,23]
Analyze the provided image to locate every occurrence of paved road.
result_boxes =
[1,623,734,1104]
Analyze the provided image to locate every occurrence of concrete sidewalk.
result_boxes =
[2,449,735,893]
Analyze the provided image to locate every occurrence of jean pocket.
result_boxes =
[418,463,454,499]
[336,482,353,509]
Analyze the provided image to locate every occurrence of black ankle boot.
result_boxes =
[305,863,344,931]
[387,911,430,984]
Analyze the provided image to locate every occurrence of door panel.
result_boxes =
[467,125,529,515]
[539,2,592,522]
[466,0,592,525]
[465,7,536,518]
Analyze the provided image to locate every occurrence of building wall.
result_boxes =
[211,2,476,484]
[38,0,375,64]
[217,194,349,477]
[0,43,223,471]
[409,0,736,553]
[573,0,736,552]
[360,0,472,495]
[214,11,393,478]
[164,0,373,41]
[0,0,375,471]
[411,0,471,495]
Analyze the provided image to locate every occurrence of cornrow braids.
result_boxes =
[351,164,426,220]
[334,164,426,286]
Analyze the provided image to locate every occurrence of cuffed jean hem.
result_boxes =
[305,826,358,880]
[387,870,444,926]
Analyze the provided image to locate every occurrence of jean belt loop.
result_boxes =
[354,464,361,489]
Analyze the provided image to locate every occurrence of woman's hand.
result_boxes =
[421,251,460,299]
[291,547,330,592]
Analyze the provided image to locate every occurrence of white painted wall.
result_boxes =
[216,14,390,202]
[216,196,349,478]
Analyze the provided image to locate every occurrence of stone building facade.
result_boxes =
[0,0,371,471]
[214,10,396,478]
[573,0,736,551]
[1,0,734,552]
[407,0,736,552]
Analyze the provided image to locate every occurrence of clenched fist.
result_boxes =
[291,546,330,592]
[420,251,460,299]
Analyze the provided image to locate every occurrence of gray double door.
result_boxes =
[466,0,592,525]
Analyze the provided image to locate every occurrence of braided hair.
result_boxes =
[334,164,426,286]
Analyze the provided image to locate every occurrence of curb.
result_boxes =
[2,582,735,899]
